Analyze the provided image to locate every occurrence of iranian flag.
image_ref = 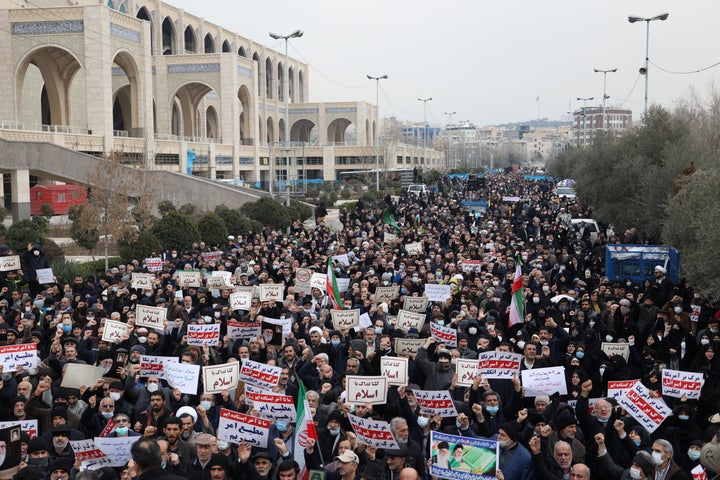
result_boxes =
[508,257,525,327]
[294,381,318,480]
[326,257,342,310]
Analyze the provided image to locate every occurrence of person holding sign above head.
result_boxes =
[415,338,455,390]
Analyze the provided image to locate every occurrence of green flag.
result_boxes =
[382,208,401,233]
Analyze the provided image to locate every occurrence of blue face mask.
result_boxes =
[485,405,499,415]
[688,449,701,461]
[576,351,585,359]
[115,426,129,436]
[200,401,212,410]
[456,421,464,430]
[276,421,288,432]
[633,440,641,447]
[374,327,383,334]
[401,288,408,295]
[417,417,429,428]
[437,320,445,326]
[63,325,72,333]
[101,411,114,419]
[331,340,341,347]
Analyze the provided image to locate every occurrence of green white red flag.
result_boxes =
[294,381,318,480]
[509,256,524,327]
[326,257,342,310]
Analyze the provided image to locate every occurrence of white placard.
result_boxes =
[424,284,451,302]
[203,362,240,394]
[202,251,223,264]
[61,364,109,389]
[294,268,313,294]
[607,380,640,398]
[337,277,351,293]
[0,255,21,272]
[36,267,54,284]
[239,359,282,389]
[177,271,202,287]
[394,338,425,357]
[403,297,428,312]
[346,376,388,405]
[521,366,568,397]
[383,232,398,244]
[187,323,221,346]
[135,304,167,330]
[227,320,261,340]
[456,359,481,387]
[230,291,253,311]
[430,323,458,347]
[332,254,350,266]
[348,414,400,450]
[162,361,200,395]
[396,309,425,332]
[310,272,327,291]
[412,390,458,417]
[661,368,704,399]
[70,439,114,470]
[211,270,233,286]
[0,420,38,438]
[331,309,360,329]
[131,273,153,290]
[380,357,408,386]
[218,408,271,447]
[0,344,37,373]
[206,276,228,289]
[102,319,129,344]
[617,381,672,433]
[478,351,523,379]
[139,355,178,378]
[259,284,284,302]
[601,342,630,362]
[375,286,399,303]
[144,257,163,272]
[405,242,423,255]
[94,436,140,467]
[245,385,296,421]
[354,312,373,333]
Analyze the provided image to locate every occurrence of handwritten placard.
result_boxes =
[380,357,408,386]
[239,359,282,389]
[662,368,704,399]
[412,390,458,417]
[478,351,522,379]
[203,362,240,394]
[94,436,140,467]
[346,376,388,405]
[396,309,426,332]
[310,272,327,291]
[187,323,221,346]
[227,320,261,340]
[162,361,200,395]
[348,414,400,450]
[131,273,153,290]
[607,380,640,399]
[331,309,360,329]
[332,254,350,266]
[177,271,202,287]
[456,359,481,387]
[618,381,672,433]
[144,257,163,272]
[36,267,54,284]
[424,284,451,302]
[139,355,178,379]
[403,297,428,312]
[383,232,398,244]
[375,286,399,303]
[0,344,37,373]
[102,319,128,344]
[230,291,253,311]
[521,366,568,397]
[430,323,458,347]
[394,338,425,358]
[259,284,284,302]
[404,242,423,256]
[61,364,108,389]
[0,255,21,272]
[601,342,630,362]
[206,276,229,290]
[245,385,297,421]
[218,409,271,447]
[135,304,167,330]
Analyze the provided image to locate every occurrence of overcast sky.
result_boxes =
[172,0,719,127]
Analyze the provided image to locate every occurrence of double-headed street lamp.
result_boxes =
[576,97,594,147]
[594,68,617,132]
[269,29,303,202]
[367,74,388,191]
[628,13,669,116]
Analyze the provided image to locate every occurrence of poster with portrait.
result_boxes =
[430,431,498,480]
[0,424,22,478]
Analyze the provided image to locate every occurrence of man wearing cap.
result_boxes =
[48,426,74,464]
[382,445,408,480]
[206,453,233,480]
[545,409,585,464]
[416,338,455,390]
[26,436,51,473]
[319,450,360,480]
[495,422,532,480]
[186,433,216,480]
[48,457,75,480]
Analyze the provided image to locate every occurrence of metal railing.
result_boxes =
[155,133,222,144]
[0,121,90,135]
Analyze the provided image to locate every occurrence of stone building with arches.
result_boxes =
[0,0,443,209]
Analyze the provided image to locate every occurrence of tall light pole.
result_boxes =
[628,13,669,117]
[367,74,388,190]
[269,29,303,204]
[444,111,455,170]
[594,68,617,132]
[577,97,594,147]
[418,97,432,167]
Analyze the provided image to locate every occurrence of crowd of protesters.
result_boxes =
[0,170,719,480]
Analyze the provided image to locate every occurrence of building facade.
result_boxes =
[0,0,443,195]
[573,107,632,147]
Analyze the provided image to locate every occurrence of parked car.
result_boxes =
[407,184,428,195]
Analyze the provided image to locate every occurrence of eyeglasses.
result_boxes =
[115,419,129,424]
[100,404,114,409]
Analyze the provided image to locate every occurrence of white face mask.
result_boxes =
[533,297,540,304]
[629,467,642,479]
[542,286,550,293]
[147,383,159,393]
[517,341,525,350]
[674,306,683,314]
[109,392,121,401]
[651,451,664,465]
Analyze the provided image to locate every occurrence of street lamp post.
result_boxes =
[269,29,303,204]
[594,68,617,132]
[444,111,455,170]
[367,74,388,191]
[628,13,669,116]
[576,97,594,147]
[418,97,432,166]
